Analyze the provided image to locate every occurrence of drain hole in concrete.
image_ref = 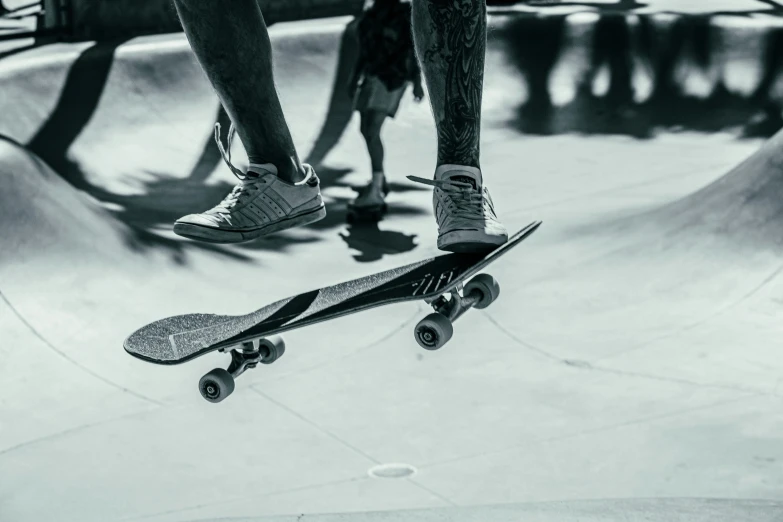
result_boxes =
[368,463,417,479]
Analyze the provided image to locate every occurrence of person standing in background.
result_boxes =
[347,0,425,216]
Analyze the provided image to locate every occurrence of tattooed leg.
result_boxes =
[172,0,306,183]
[411,0,487,169]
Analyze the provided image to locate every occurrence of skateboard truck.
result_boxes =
[414,273,501,351]
[199,336,286,403]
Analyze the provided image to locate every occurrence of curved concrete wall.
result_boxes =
[67,0,365,39]
[4,12,783,149]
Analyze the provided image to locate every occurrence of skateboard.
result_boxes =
[124,220,542,403]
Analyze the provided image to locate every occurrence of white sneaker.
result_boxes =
[408,164,508,253]
[174,124,326,243]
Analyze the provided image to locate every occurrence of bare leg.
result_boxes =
[411,0,486,170]
[172,0,305,183]
[359,110,387,174]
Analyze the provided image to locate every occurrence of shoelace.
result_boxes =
[215,122,245,180]
[211,122,264,212]
[407,175,488,219]
[210,122,316,214]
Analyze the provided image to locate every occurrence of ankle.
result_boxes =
[249,156,305,184]
[371,171,385,185]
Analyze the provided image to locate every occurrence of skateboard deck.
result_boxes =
[124,220,541,401]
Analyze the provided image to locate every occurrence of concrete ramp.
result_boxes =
[0,139,135,267]
[653,126,783,250]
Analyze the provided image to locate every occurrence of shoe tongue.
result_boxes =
[248,162,278,176]
[445,171,480,191]
[245,170,272,181]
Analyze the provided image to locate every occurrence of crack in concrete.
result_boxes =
[416,393,759,472]
[249,387,380,467]
[0,288,161,405]
[489,312,779,396]
[0,404,160,458]
[596,261,783,362]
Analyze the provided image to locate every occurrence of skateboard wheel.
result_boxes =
[199,368,235,403]
[414,313,454,350]
[259,335,286,364]
[465,273,500,310]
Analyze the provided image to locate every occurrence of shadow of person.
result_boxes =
[339,222,418,263]
[303,18,361,170]
[27,38,132,192]
[101,170,235,229]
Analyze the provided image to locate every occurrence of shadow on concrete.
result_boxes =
[20,40,273,263]
[16,11,783,259]
[16,23,428,261]
[494,13,783,138]
[304,18,361,170]
[338,222,418,262]
[27,39,131,192]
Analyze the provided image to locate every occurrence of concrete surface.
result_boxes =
[1,10,782,522]
[205,499,783,522]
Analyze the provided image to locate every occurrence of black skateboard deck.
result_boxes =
[124,221,541,402]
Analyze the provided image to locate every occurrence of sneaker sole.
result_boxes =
[437,229,508,254]
[173,205,327,244]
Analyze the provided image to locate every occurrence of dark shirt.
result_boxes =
[356,2,420,91]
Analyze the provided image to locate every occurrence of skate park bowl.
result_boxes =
[2,1,783,520]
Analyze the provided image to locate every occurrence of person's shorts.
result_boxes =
[353,75,408,118]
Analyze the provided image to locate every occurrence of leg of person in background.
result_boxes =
[409,0,508,252]
[170,0,325,243]
[352,109,390,209]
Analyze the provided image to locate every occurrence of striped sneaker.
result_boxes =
[173,124,326,243]
[408,164,508,253]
